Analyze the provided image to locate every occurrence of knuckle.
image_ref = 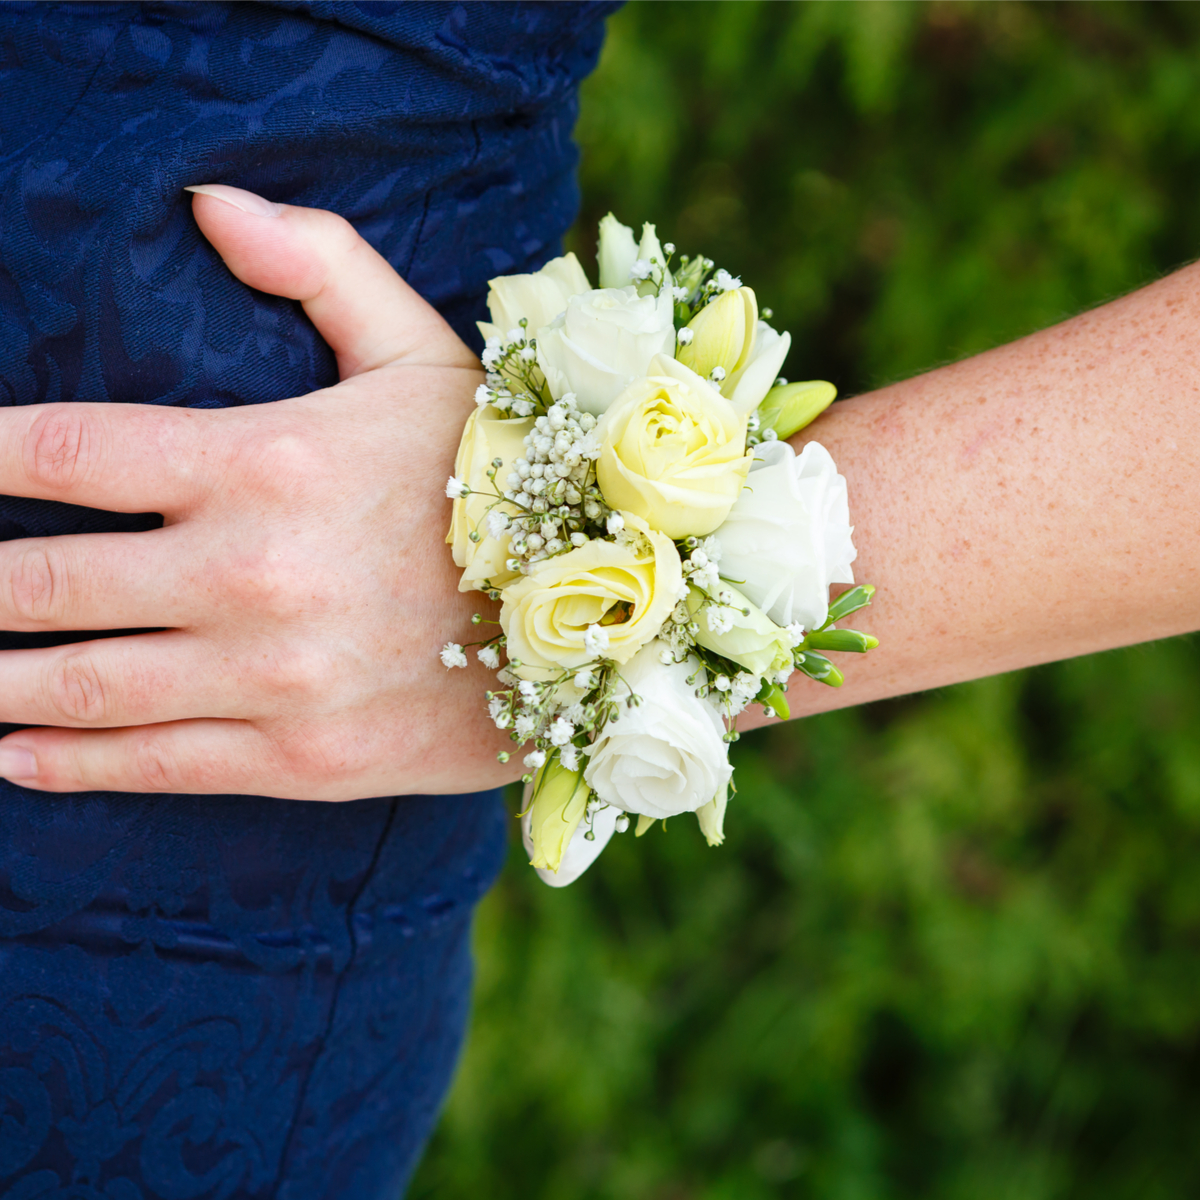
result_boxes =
[47,653,110,724]
[273,727,350,786]
[8,544,67,625]
[217,544,314,620]
[131,735,185,792]
[254,646,331,701]
[25,407,101,491]
[234,427,330,500]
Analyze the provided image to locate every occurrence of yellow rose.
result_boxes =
[446,405,532,593]
[499,514,682,676]
[596,355,752,539]
[675,286,758,381]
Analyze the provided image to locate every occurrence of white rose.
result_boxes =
[536,286,676,416]
[711,439,856,631]
[584,644,732,821]
[476,252,591,345]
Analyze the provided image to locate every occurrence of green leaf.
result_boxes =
[796,651,844,687]
[824,584,875,626]
[804,629,879,653]
[754,680,791,719]
[758,380,836,439]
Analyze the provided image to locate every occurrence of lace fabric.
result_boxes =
[0,1,619,1194]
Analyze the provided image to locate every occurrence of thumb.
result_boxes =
[186,184,477,378]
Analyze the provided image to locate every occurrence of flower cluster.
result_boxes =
[443,214,877,886]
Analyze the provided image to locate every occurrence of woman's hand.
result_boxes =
[0,186,518,799]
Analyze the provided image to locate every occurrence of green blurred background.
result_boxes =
[412,3,1200,1197]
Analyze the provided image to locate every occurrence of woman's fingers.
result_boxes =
[0,402,222,513]
[0,528,197,631]
[0,720,282,796]
[188,185,478,378]
[0,632,264,728]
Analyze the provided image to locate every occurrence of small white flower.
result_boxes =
[676,327,694,345]
[700,536,723,564]
[506,327,524,344]
[714,674,731,692]
[440,642,468,669]
[629,258,652,282]
[573,668,595,691]
[514,714,537,739]
[785,622,805,647]
[713,268,742,292]
[569,532,588,547]
[606,512,625,536]
[672,286,689,302]
[486,510,511,539]
[659,648,675,665]
[477,645,501,670]
[520,346,536,362]
[549,718,575,746]
[709,366,726,383]
[488,695,508,724]
[615,813,631,833]
[559,744,581,772]
[575,430,602,461]
[584,624,611,656]
[445,476,467,500]
[496,667,518,686]
[690,550,709,570]
[693,563,720,592]
[518,680,539,700]
[524,749,546,770]
[474,383,492,407]
[512,399,535,417]
[730,673,761,707]
[706,606,735,636]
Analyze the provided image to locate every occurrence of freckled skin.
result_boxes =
[743,260,1200,731]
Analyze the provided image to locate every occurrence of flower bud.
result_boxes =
[756,380,837,440]
[676,287,758,384]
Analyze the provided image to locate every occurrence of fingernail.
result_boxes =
[0,746,37,781]
[184,184,281,218]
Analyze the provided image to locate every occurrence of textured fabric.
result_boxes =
[0,2,616,1196]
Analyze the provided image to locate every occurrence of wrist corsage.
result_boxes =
[442,214,877,886]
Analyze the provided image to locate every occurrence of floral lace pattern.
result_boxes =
[0,1,618,1194]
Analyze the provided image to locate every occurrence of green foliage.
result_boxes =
[412,4,1200,1197]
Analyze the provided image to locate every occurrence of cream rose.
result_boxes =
[446,405,532,592]
[499,515,682,677]
[595,355,752,539]
[536,285,676,417]
[476,252,591,344]
[584,644,732,821]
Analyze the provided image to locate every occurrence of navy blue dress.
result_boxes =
[0,3,616,1196]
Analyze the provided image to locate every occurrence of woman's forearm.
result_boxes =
[769,259,1200,723]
